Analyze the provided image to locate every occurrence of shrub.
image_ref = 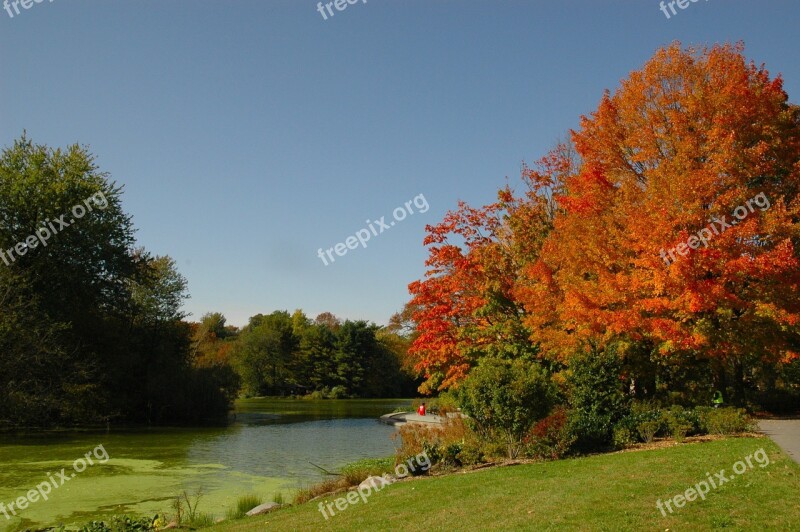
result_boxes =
[395,416,473,467]
[612,401,665,446]
[328,385,348,399]
[456,438,486,465]
[420,439,465,468]
[637,418,662,443]
[630,401,665,443]
[294,477,348,505]
[566,343,630,452]
[305,389,326,400]
[523,406,576,460]
[457,358,557,458]
[664,406,694,442]
[693,406,713,430]
[700,407,755,435]
[294,477,350,504]
[612,425,637,448]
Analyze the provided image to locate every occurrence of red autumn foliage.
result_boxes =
[407,43,800,394]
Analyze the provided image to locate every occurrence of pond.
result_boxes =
[0,398,411,531]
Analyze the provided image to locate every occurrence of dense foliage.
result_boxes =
[406,43,800,413]
[0,137,232,427]
[457,357,557,457]
[195,310,419,398]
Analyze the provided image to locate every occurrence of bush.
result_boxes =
[395,416,474,467]
[523,406,576,460]
[664,405,694,443]
[699,407,755,435]
[612,405,753,445]
[612,425,637,448]
[566,343,630,452]
[428,440,464,468]
[456,438,486,465]
[613,401,667,446]
[303,386,350,400]
[305,389,326,400]
[637,418,662,443]
[457,358,557,458]
[328,385,348,399]
[631,401,665,443]
[294,477,348,505]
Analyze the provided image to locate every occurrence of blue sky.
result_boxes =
[2,0,799,327]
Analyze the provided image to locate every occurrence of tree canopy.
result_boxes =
[406,43,800,405]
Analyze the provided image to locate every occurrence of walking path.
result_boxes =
[759,419,800,464]
[379,411,446,426]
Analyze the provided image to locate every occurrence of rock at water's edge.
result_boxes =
[246,502,281,516]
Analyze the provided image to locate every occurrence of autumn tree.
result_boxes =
[409,43,800,407]
[406,142,575,393]
[519,43,800,403]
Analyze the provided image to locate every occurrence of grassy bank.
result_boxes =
[211,437,800,531]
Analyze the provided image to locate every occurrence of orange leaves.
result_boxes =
[525,43,800,363]
[557,166,613,216]
[407,43,800,389]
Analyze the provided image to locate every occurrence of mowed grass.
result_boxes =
[212,437,800,531]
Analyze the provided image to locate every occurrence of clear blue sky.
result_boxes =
[2,0,799,327]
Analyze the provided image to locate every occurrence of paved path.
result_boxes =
[759,419,800,464]
[379,411,446,426]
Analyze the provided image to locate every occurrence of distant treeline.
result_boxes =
[0,136,417,429]
[193,310,419,399]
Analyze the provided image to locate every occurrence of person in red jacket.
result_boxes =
[417,402,426,416]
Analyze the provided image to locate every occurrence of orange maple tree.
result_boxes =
[408,43,800,397]
[524,43,800,371]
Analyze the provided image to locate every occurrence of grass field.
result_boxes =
[211,436,800,531]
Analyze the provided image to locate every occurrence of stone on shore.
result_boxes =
[246,502,281,516]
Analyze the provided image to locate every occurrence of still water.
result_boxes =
[0,398,410,530]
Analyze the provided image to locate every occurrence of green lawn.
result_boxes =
[212,437,800,531]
